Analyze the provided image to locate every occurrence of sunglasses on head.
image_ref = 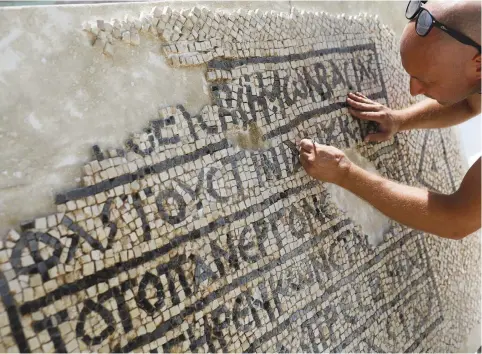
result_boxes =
[405,0,481,53]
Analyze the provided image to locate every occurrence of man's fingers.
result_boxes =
[299,138,315,152]
[364,132,390,143]
[346,97,378,111]
[348,108,383,122]
[347,92,373,104]
[299,151,312,166]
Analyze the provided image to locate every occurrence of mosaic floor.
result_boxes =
[0,5,480,353]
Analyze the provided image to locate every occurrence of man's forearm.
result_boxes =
[397,98,477,131]
[339,163,461,239]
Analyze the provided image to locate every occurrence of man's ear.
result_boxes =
[473,53,481,79]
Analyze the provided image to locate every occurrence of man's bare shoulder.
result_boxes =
[454,157,481,212]
[464,157,481,185]
[449,157,481,238]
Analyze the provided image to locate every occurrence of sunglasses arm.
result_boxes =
[434,22,482,53]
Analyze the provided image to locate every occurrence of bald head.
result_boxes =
[400,0,481,105]
[434,0,481,44]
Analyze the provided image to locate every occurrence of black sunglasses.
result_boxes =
[405,0,481,53]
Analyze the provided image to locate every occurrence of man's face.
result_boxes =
[400,22,477,105]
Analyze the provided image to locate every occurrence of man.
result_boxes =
[299,0,481,240]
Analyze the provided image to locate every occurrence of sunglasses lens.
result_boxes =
[416,9,432,35]
[406,0,421,19]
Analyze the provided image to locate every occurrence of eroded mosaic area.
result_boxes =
[0,6,480,353]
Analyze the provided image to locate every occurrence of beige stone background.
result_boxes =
[0,1,410,238]
[0,1,479,352]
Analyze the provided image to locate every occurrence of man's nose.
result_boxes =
[409,78,425,96]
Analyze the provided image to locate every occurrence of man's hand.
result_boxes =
[298,139,352,185]
[346,92,402,142]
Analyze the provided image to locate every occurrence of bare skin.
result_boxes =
[300,140,481,239]
[300,0,481,239]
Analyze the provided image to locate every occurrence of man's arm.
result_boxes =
[340,157,481,239]
[346,92,481,142]
[299,140,481,239]
[397,94,481,131]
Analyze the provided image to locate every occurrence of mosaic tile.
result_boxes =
[0,5,480,354]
